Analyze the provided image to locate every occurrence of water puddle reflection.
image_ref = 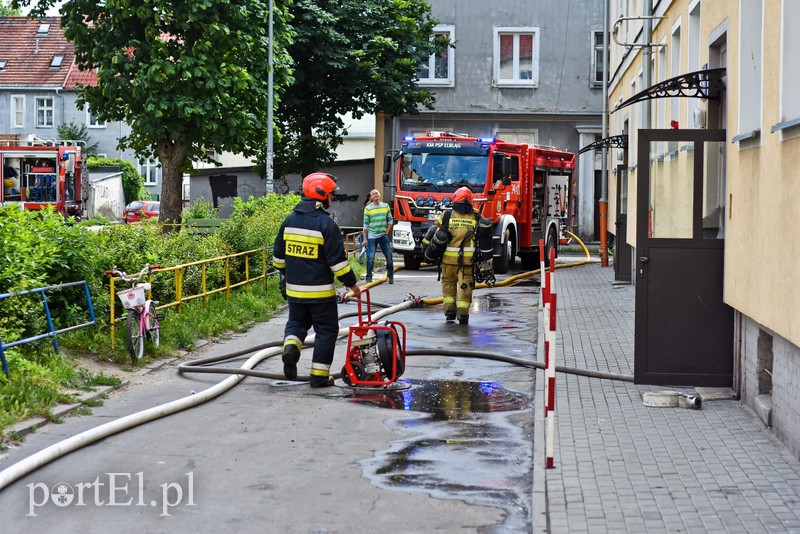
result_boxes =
[345,380,534,532]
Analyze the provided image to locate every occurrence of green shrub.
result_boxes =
[181,197,219,221]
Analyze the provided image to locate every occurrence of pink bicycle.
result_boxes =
[105,265,162,364]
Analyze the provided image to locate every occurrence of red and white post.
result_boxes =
[540,243,558,469]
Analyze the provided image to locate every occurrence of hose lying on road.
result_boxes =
[0,233,617,491]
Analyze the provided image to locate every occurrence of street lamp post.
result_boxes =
[266,0,274,194]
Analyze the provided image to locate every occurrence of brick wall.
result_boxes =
[740,314,800,461]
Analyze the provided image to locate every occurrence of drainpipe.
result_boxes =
[599,0,610,267]
[643,0,652,130]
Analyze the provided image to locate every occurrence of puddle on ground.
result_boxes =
[345,380,534,532]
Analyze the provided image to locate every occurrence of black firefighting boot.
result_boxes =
[309,376,335,388]
[282,344,300,380]
[457,314,469,325]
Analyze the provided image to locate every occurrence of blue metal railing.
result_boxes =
[0,280,97,377]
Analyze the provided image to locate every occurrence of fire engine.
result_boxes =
[383,131,576,273]
[0,136,84,219]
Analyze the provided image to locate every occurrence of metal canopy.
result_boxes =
[613,67,726,113]
[578,134,628,154]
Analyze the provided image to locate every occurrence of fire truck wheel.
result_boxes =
[494,232,511,274]
[403,254,421,270]
[545,228,558,267]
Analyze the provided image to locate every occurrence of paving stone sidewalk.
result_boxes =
[533,261,800,533]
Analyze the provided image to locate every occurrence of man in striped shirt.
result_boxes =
[362,189,394,284]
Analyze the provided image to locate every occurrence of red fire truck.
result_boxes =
[0,136,84,219]
[383,131,576,273]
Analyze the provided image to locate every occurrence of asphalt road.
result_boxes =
[0,263,541,533]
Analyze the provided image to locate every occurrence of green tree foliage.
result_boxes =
[86,156,149,204]
[0,0,21,16]
[56,121,100,156]
[24,0,294,225]
[274,0,444,177]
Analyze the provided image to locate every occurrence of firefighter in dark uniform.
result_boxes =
[273,173,361,387]
[423,187,479,325]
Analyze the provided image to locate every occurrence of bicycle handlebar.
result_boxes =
[104,264,161,281]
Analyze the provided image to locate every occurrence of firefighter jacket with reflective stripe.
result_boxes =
[430,209,479,266]
[273,198,357,302]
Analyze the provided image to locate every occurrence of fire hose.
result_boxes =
[0,231,620,491]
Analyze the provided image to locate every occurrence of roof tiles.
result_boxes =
[0,16,96,88]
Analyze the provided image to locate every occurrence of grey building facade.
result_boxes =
[379,0,605,240]
[0,17,162,200]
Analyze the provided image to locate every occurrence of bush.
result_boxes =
[0,205,107,341]
[181,197,219,221]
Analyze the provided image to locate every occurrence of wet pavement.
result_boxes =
[0,263,542,533]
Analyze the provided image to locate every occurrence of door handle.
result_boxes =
[639,256,649,264]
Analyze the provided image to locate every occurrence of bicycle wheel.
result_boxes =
[126,309,145,364]
[145,305,160,348]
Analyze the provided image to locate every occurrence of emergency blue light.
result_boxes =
[403,136,415,141]
[478,137,496,143]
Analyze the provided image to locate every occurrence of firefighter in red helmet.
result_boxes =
[273,172,361,387]
[422,186,480,324]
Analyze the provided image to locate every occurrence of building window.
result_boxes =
[418,25,454,86]
[494,27,539,87]
[687,0,702,128]
[779,1,800,128]
[36,97,54,128]
[87,109,106,128]
[139,158,161,186]
[738,0,763,140]
[50,55,64,68]
[11,95,25,128]
[592,31,607,86]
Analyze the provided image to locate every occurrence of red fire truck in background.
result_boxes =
[383,131,576,273]
[0,136,84,219]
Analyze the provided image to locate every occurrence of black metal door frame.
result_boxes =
[634,128,733,386]
[614,165,631,282]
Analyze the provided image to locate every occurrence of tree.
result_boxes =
[57,121,100,156]
[17,0,294,224]
[0,0,21,16]
[274,0,444,178]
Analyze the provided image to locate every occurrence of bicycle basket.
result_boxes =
[117,284,148,309]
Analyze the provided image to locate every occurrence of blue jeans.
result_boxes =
[366,234,394,280]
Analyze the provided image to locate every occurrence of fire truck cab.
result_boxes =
[384,131,576,273]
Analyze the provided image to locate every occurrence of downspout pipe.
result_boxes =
[599,0,610,267]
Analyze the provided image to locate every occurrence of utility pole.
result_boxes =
[266,0,274,195]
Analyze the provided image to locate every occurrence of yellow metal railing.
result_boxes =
[107,248,273,347]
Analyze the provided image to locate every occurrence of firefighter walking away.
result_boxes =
[422,186,492,325]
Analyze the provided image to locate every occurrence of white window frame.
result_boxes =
[776,0,800,135]
[139,158,161,186]
[591,30,607,86]
[493,27,540,87]
[35,97,54,128]
[418,25,455,87]
[687,0,702,129]
[11,95,25,128]
[86,109,106,128]
[736,0,763,143]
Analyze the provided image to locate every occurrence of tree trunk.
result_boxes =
[156,140,188,228]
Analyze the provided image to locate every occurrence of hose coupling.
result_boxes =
[405,293,426,307]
